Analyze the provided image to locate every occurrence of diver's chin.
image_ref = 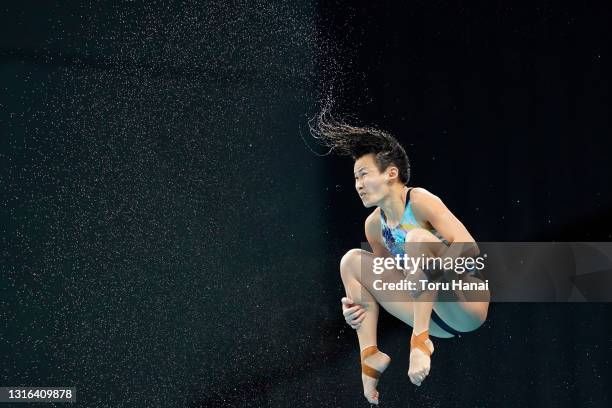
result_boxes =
[362,199,375,208]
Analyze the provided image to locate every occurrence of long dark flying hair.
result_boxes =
[307,106,411,184]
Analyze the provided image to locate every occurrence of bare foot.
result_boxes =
[408,338,434,386]
[362,350,391,405]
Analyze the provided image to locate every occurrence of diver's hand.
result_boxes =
[341,297,366,329]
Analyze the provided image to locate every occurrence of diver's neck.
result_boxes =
[379,185,408,227]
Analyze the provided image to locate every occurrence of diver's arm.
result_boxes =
[365,209,394,258]
[410,188,479,258]
[342,211,391,330]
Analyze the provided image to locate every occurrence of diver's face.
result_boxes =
[353,154,390,208]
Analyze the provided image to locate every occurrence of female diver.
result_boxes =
[311,115,491,405]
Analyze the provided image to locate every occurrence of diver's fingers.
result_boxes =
[350,308,366,322]
[342,305,361,317]
[346,308,366,325]
[350,314,365,329]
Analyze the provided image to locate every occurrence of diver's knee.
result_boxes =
[340,248,364,278]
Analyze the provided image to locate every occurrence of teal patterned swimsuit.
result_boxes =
[380,187,449,255]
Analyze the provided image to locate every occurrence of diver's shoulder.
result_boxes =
[409,186,441,204]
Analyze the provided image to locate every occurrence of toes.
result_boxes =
[362,377,380,404]
[409,370,428,386]
[365,392,379,405]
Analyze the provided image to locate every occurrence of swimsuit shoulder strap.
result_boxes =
[381,186,413,224]
[406,187,414,201]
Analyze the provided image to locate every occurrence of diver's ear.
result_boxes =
[386,166,399,181]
